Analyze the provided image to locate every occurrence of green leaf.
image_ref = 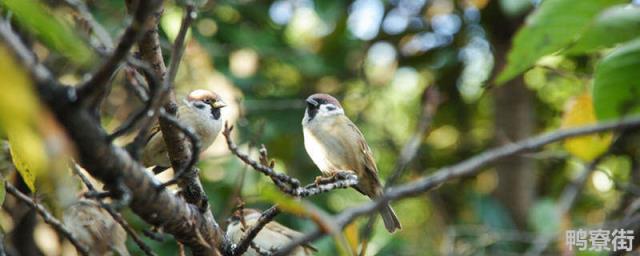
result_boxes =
[568,5,640,54]
[496,0,625,84]
[1,0,94,66]
[593,39,640,120]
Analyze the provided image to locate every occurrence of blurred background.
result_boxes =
[1,0,637,255]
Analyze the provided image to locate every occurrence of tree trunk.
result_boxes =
[484,1,536,229]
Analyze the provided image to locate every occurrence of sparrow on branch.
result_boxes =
[142,89,226,170]
[302,93,401,233]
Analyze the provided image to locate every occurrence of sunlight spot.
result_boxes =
[348,0,384,40]
[230,49,259,78]
[592,170,613,192]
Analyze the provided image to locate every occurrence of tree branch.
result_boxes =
[71,164,156,256]
[275,116,640,255]
[124,1,228,253]
[223,123,359,198]
[232,206,280,256]
[77,0,162,110]
[0,15,223,255]
[5,182,89,255]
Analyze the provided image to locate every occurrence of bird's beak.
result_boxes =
[212,100,227,109]
[306,98,319,107]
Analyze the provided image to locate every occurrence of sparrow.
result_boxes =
[63,199,129,256]
[226,208,316,256]
[142,89,226,170]
[302,93,401,233]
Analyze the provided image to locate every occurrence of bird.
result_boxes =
[63,199,129,256]
[142,89,226,171]
[226,208,316,256]
[301,93,401,233]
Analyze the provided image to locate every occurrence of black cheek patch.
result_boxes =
[211,107,221,120]
[307,108,318,121]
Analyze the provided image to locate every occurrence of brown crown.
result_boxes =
[187,89,221,102]
[307,93,342,108]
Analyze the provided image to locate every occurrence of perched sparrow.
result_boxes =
[63,199,129,256]
[226,209,316,256]
[302,94,401,233]
[142,89,226,169]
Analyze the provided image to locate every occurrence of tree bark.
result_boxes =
[484,1,535,229]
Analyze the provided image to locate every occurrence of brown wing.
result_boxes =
[343,118,380,179]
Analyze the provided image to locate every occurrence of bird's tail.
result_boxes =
[379,203,401,233]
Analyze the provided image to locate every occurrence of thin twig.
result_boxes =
[165,5,195,89]
[360,87,440,254]
[2,6,223,255]
[62,0,114,49]
[109,60,163,141]
[223,123,359,198]
[232,206,280,256]
[275,116,640,255]
[77,0,162,106]
[71,165,157,256]
[5,182,90,255]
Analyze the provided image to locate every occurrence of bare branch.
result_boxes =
[71,165,156,256]
[386,86,440,186]
[5,182,89,255]
[156,111,202,190]
[166,5,195,89]
[62,0,114,50]
[77,0,162,107]
[1,4,223,255]
[125,1,228,253]
[108,60,163,141]
[275,116,640,255]
[223,123,358,198]
[232,206,280,256]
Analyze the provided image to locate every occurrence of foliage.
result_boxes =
[1,0,640,255]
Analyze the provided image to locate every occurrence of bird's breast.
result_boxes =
[303,122,352,175]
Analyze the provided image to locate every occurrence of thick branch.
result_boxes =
[5,182,89,255]
[0,18,222,256]
[275,116,640,255]
[125,2,227,253]
[71,165,156,256]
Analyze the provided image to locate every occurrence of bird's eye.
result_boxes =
[204,99,211,104]
[326,105,336,111]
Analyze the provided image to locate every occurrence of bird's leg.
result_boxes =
[314,175,333,185]
[335,170,357,180]
[314,171,355,185]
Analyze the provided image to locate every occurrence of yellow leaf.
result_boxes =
[562,92,613,161]
[343,222,359,256]
[0,44,48,191]
[7,126,47,192]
